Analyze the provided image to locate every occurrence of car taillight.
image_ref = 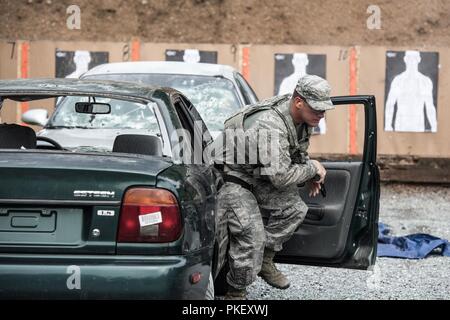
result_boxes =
[118,188,182,243]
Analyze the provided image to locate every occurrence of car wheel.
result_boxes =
[205,271,215,300]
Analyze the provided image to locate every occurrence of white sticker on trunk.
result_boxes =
[139,211,162,227]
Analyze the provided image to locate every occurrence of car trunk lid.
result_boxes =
[0,151,172,254]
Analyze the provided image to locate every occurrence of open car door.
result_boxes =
[276,95,380,270]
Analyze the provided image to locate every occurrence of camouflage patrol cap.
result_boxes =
[295,75,334,111]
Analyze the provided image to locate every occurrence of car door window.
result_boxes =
[173,95,214,164]
[234,72,259,104]
[179,96,213,148]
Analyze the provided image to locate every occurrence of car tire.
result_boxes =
[205,271,215,300]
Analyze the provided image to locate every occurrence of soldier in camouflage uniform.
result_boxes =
[215,182,266,299]
[214,75,334,299]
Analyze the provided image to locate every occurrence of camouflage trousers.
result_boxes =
[216,182,266,290]
[253,179,309,252]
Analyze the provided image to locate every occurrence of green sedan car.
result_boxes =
[0,79,380,299]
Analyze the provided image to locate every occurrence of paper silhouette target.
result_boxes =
[384,50,439,133]
[55,50,109,78]
[274,53,327,134]
[165,49,218,64]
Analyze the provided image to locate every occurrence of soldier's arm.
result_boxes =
[257,120,318,189]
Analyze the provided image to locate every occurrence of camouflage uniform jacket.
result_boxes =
[219,94,318,189]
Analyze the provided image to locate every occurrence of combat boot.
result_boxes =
[258,248,290,289]
[224,285,247,300]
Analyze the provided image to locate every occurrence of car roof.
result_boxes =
[83,61,238,80]
[0,78,175,102]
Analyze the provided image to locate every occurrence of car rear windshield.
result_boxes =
[50,96,159,132]
[85,73,241,132]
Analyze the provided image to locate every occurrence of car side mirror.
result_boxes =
[21,108,49,127]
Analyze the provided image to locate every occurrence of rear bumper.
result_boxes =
[0,252,211,299]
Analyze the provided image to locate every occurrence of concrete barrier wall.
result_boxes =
[0,40,448,158]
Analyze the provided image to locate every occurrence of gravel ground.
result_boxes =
[246,183,450,300]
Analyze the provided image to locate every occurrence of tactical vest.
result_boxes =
[223,94,309,165]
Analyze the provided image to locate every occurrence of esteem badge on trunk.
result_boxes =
[97,210,115,216]
[73,190,115,198]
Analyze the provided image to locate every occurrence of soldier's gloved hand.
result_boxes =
[308,180,322,197]
[310,160,326,184]
[311,175,327,197]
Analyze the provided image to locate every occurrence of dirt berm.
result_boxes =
[1,0,450,46]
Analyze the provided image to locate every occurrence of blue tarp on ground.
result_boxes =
[377,223,450,258]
